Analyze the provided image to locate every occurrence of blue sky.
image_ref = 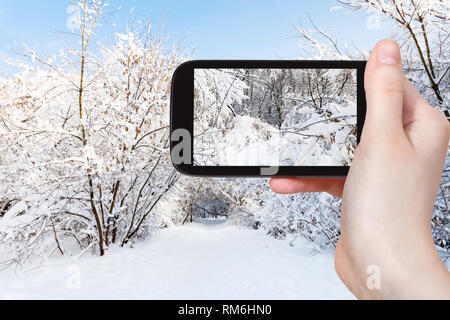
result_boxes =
[0,0,393,74]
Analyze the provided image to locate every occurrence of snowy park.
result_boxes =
[0,0,448,300]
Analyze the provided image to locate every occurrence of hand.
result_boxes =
[270,39,450,299]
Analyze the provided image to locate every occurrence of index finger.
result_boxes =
[269,178,346,198]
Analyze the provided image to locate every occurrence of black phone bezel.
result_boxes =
[170,60,366,177]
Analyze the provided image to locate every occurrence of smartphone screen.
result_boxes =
[194,68,357,167]
[170,60,366,177]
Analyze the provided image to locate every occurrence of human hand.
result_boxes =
[270,39,450,299]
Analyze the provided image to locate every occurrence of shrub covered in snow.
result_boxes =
[0,1,186,266]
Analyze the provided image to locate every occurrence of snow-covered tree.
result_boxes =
[337,0,449,118]
[0,0,186,267]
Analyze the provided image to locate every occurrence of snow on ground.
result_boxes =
[0,222,354,300]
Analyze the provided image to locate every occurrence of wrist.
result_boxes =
[346,227,450,299]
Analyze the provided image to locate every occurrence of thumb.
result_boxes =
[363,39,406,140]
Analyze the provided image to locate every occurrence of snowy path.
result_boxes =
[0,223,354,299]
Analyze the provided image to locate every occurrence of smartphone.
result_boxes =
[170,60,366,177]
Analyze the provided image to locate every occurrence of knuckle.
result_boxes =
[370,77,402,95]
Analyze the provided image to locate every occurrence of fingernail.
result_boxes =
[376,40,400,65]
